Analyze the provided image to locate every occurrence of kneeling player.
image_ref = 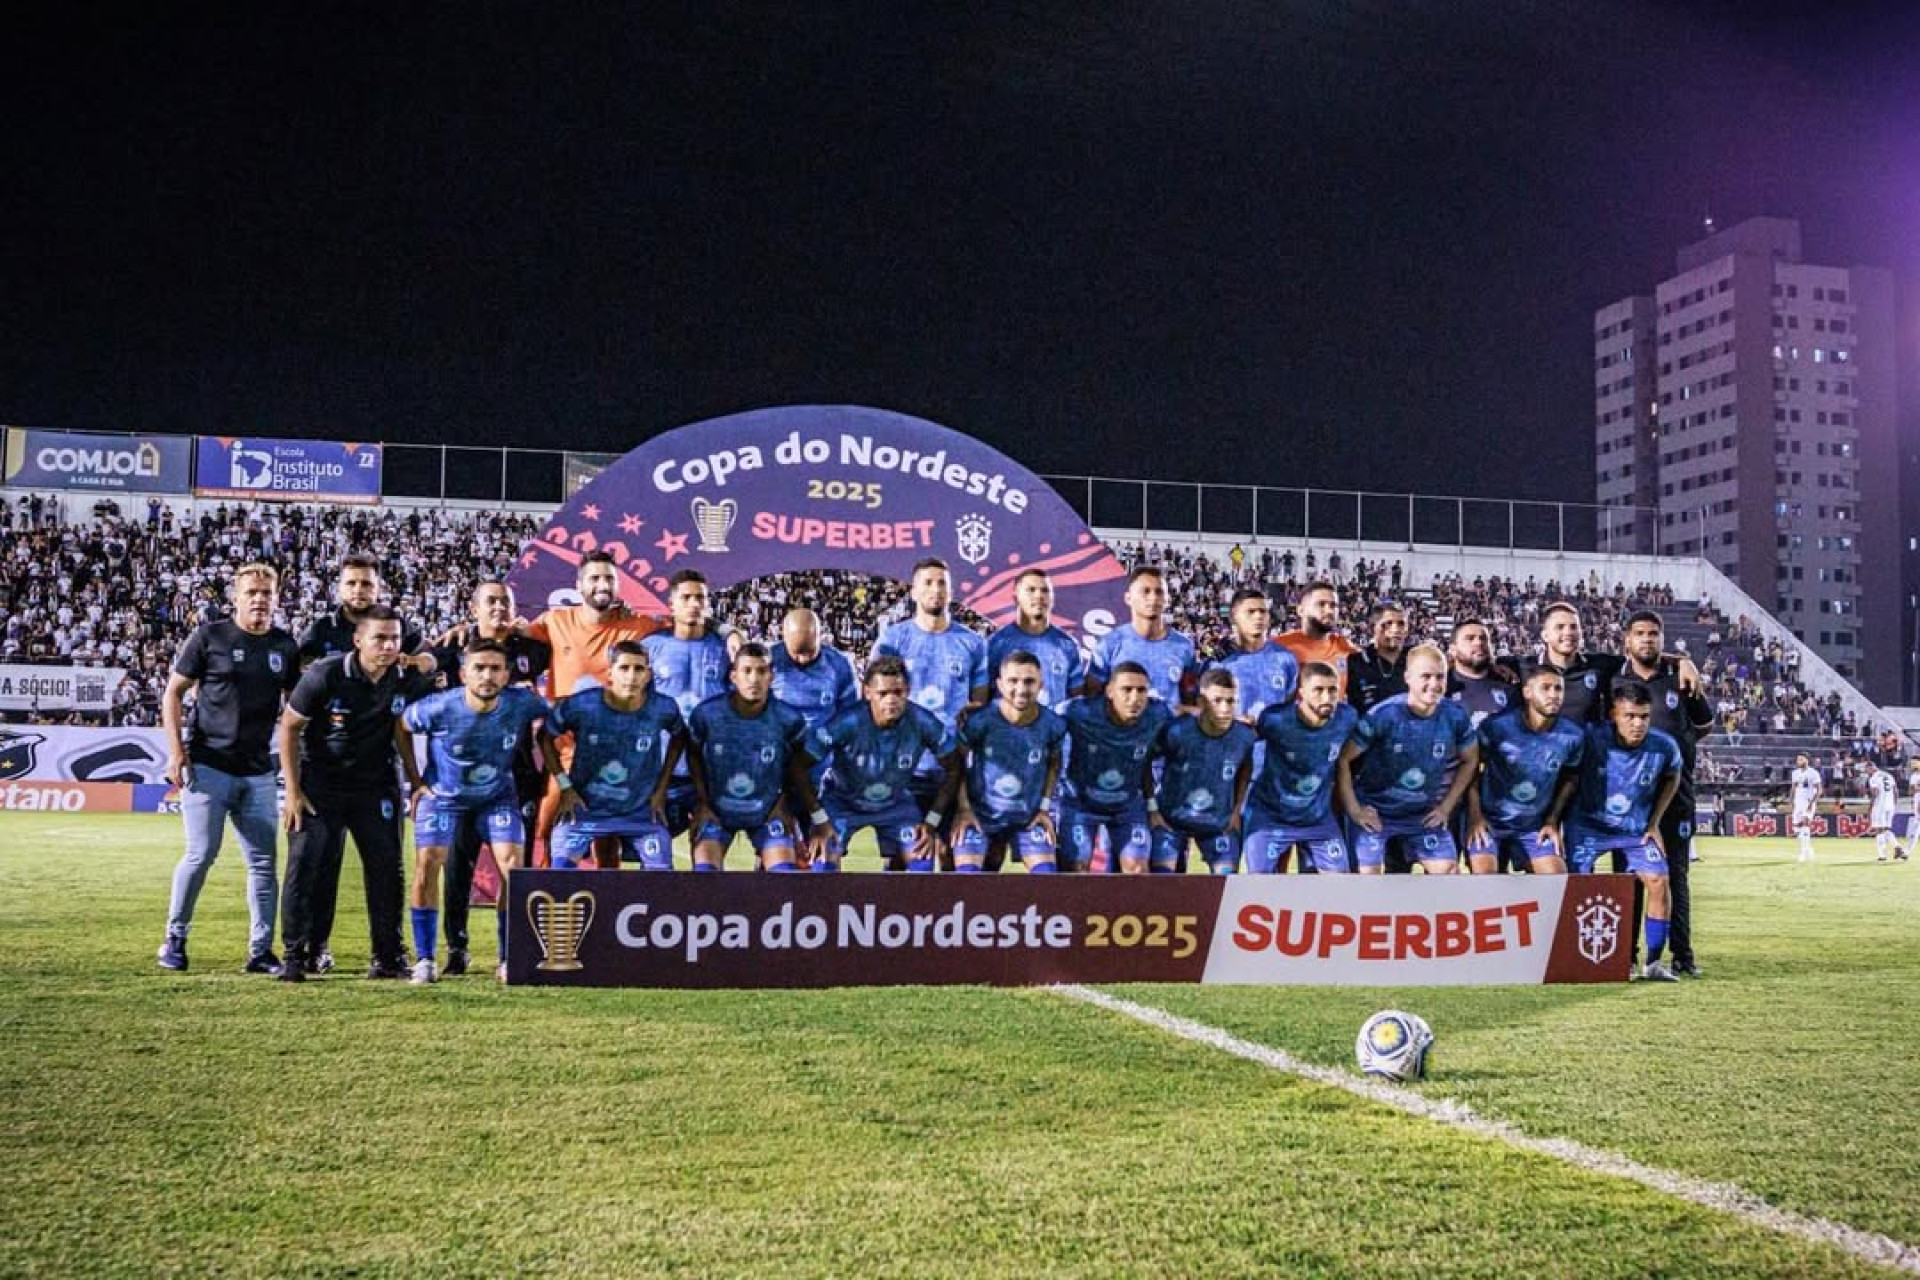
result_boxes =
[1337,646,1478,875]
[1464,666,1585,875]
[951,650,1066,872]
[804,656,960,873]
[1059,664,1171,873]
[685,643,818,872]
[1151,670,1256,873]
[542,641,685,871]
[1546,681,1683,981]
[1242,663,1360,874]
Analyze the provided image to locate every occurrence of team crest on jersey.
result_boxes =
[516,655,530,674]
[1583,673,1597,689]
[268,652,284,673]
[1431,741,1446,758]
[758,745,776,764]
[502,733,515,749]
[1026,748,1042,764]
[955,513,993,566]
[1665,691,1679,709]
[0,730,46,780]
[1492,689,1508,707]
[946,658,964,677]
[380,798,395,821]
[391,696,406,715]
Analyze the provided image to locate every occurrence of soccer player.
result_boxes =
[1337,645,1479,875]
[1059,663,1172,873]
[1789,752,1821,862]
[644,569,732,836]
[1207,587,1298,721]
[277,606,428,982]
[685,643,818,872]
[1866,761,1899,862]
[1546,681,1683,981]
[805,656,961,873]
[396,639,549,983]
[1348,601,1410,714]
[1150,670,1257,874]
[1905,757,1920,860]
[542,641,685,872]
[952,650,1067,873]
[1465,666,1585,875]
[874,557,990,837]
[1445,618,1515,729]
[986,567,1087,710]
[297,553,427,665]
[1242,663,1360,874]
[770,607,860,736]
[156,562,301,975]
[1086,565,1197,707]
[1275,580,1360,700]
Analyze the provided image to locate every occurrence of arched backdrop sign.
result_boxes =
[508,406,1128,637]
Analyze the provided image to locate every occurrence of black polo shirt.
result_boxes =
[297,606,424,665]
[1618,657,1715,806]
[286,653,434,793]
[1500,651,1621,726]
[426,633,551,691]
[1446,669,1517,730]
[172,620,301,776]
[1348,646,1408,715]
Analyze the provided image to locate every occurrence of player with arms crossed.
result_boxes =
[1464,666,1585,875]
[685,643,819,873]
[1087,565,1197,707]
[1242,663,1360,875]
[951,650,1068,874]
[1337,645,1479,875]
[1789,752,1822,862]
[541,640,685,871]
[1150,669,1257,874]
[1866,760,1900,863]
[1059,663,1172,874]
[986,568,1086,710]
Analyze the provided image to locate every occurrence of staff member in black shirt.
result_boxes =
[297,553,427,665]
[156,563,301,974]
[276,605,427,980]
[1348,600,1410,714]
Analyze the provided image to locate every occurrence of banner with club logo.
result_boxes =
[508,406,1128,633]
[563,451,620,497]
[504,872,1635,988]
[2,427,193,494]
[194,436,382,503]
[0,666,128,714]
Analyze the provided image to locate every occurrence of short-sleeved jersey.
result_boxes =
[286,654,435,792]
[1790,766,1822,810]
[810,704,959,816]
[769,642,860,733]
[404,686,550,808]
[1348,695,1478,820]
[959,705,1067,829]
[1508,652,1620,726]
[873,618,989,729]
[1569,724,1682,838]
[1156,716,1257,834]
[546,689,684,819]
[1868,769,1896,815]
[172,620,301,776]
[642,630,731,720]
[1208,643,1300,721]
[1909,769,1920,801]
[686,695,811,828]
[525,606,662,698]
[987,623,1087,711]
[1250,702,1360,826]
[1446,669,1517,730]
[1475,708,1586,833]
[1274,630,1361,699]
[1089,624,1198,705]
[1060,696,1173,814]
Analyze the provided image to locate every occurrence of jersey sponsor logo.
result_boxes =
[726,772,755,798]
[231,648,246,662]
[1188,787,1215,812]
[1398,768,1426,790]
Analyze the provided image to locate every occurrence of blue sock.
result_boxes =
[496,908,507,957]
[411,908,437,960]
[1149,864,1176,874]
[906,857,935,873]
[768,860,798,873]
[550,852,577,870]
[1027,862,1057,875]
[811,860,839,873]
[693,863,720,873]
[954,864,982,874]
[1645,917,1669,963]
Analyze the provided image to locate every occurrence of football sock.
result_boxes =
[1798,833,1814,860]
[1026,861,1056,875]
[693,863,720,873]
[810,859,839,873]
[906,857,935,873]
[1645,916,1668,964]
[496,907,507,956]
[1876,832,1893,859]
[411,908,437,961]
[953,864,981,874]
[768,860,798,873]
[550,851,577,870]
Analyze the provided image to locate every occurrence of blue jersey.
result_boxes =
[770,642,860,733]
[642,631,731,719]
[810,704,959,815]
[1475,709,1586,833]
[1209,644,1300,720]
[874,618,989,730]
[547,688,684,819]
[403,686,549,807]
[686,695,812,828]
[1250,702,1359,827]
[1089,624,1198,705]
[959,704,1066,829]
[1348,696,1478,821]
[1060,696,1172,814]
[987,623,1087,710]
[1571,724,1682,838]
[1156,716,1257,834]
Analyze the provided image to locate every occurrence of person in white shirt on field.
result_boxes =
[1864,762,1899,863]
[1789,753,1822,864]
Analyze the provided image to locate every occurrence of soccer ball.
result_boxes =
[1355,1010,1434,1082]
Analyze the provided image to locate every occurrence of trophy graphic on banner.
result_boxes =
[527,889,596,972]
[690,496,738,552]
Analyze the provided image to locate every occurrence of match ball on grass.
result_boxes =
[1356,1010,1434,1082]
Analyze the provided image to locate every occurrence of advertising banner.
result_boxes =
[0,780,135,813]
[1713,796,1914,839]
[504,872,1635,989]
[194,436,382,503]
[2,428,192,494]
[563,451,620,497]
[0,724,169,783]
[0,666,128,715]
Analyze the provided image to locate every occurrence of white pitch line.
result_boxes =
[1050,984,1920,1276]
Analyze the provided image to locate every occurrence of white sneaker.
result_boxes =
[410,957,438,985]
[496,962,509,983]
[1641,961,1680,983]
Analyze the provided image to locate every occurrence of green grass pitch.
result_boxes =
[2,814,1915,1277]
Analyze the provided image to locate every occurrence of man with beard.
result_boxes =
[296,553,426,666]
[1465,666,1585,875]
[1348,600,1410,714]
[1445,618,1515,729]
[1275,580,1360,701]
[951,651,1068,874]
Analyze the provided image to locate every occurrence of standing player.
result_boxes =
[1906,757,1920,861]
[1242,664,1360,874]
[297,553,426,665]
[1348,601,1411,714]
[1789,752,1822,862]
[770,607,861,736]
[1275,581,1360,700]
[951,651,1067,874]
[1059,664,1172,873]
[1087,565,1197,707]
[1546,681,1683,982]
[396,639,549,983]
[1337,646,1479,875]
[156,562,301,975]
[1866,761,1899,862]
[1445,618,1515,729]
[542,641,684,871]
[1207,588,1298,721]
[1464,666,1584,875]
[805,656,961,873]
[986,567,1086,710]
[1150,670,1257,874]
[644,569,732,837]
[685,643,819,872]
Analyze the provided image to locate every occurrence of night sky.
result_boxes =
[4,1,1916,504]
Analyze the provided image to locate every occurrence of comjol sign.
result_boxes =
[504,873,1635,988]
[3,428,193,494]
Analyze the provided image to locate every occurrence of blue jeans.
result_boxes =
[165,765,280,954]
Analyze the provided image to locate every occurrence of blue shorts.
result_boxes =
[1242,804,1349,874]
[953,819,1057,864]
[1480,829,1560,870]
[694,814,797,855]
[824,799,923,861]
[1351,817,1457,871]
[551,813,673,871]
[416,795,525,849]
[1058,799,1150,873]
[1566,827,1666,875]
[1151,823,1238,873]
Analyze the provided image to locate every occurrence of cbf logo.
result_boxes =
[1576,894,1621,964]
[955,513,992,566]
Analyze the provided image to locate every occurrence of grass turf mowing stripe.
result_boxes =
[1051,983,1920,1277]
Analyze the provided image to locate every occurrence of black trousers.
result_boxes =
[282,785,406,969]
[1661,803,1696,968]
